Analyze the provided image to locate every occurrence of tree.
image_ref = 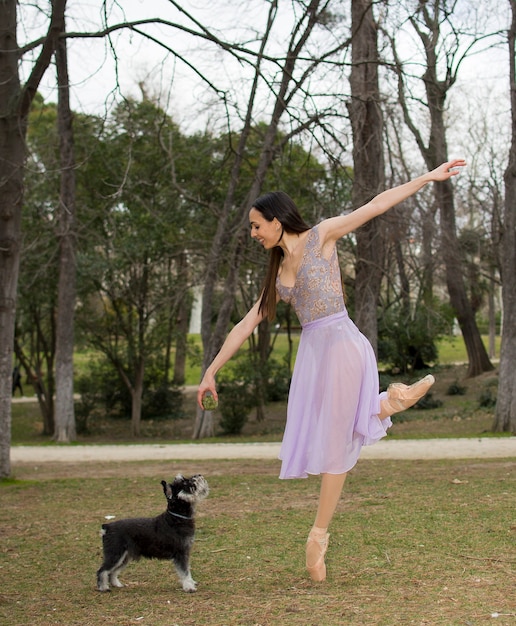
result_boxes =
[76,97,200,436]
[347,0,386,355]
[54,17,77,442]
[0,0,67,478]
[494,0,516,433]
[227,126,330,422]
[193,0,353,438]
[387,0,494,377]
[15,96,112,436]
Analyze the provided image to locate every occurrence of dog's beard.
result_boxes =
[177,474,209,503]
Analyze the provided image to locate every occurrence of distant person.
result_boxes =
[197,159,465,581]
[12,365,23,396]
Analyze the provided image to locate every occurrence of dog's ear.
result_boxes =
[161,480,173,499]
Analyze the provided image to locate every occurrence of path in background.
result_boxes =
[10,437,516,464]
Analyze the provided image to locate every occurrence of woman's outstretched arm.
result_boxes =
[319,159,466,245]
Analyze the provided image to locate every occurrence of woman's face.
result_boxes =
[249,208,282,249]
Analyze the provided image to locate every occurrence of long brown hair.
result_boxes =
[252,191,310,321]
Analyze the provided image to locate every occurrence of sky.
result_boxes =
[19,0,305,133]
[16,0,511,167]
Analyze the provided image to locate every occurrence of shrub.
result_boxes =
[142,385,184,420]
[447,381,467,396]
[478,388,497,408]
[415,392,442,410]
[76,359,184,426]
[215,354,290,435]
[217,378,255,435]
[378,300,454,373]
[264,358,291,402]
[478,378,498,409]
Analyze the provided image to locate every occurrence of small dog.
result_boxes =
[96,474,209,593]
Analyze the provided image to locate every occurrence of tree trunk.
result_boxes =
[494,0,516,433]
[173,252,190,386]
[435,175,493,377]
[395,1,493,377]
[487,270,496,359]
[348,0,385,355]
[173,302,189,387]
[193,3,320,438]
[131,359,145,437]
[0,3,23,478]
[255,318,271,422]
[54,21,77,443]
[0,0,66,477]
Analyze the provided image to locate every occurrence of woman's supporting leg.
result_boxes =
[306,472,347,581]
[314,472,347,529]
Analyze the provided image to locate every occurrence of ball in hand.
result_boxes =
[202,393,218,410]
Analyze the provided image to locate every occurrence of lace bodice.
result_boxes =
[276,225,345,326]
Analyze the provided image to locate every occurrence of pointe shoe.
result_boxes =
[306,530,329,582]
[379,374,435,419]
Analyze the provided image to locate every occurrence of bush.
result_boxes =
[217,378,255,435]
[215,354,291,435]
[378,300,454,373]
[142,385,184,420]
[76,359,184,427]
[264,358,291,402]
[415,392,442,410]
[447,381,467,396]
[478,378,498,408]
[76,361,130,425]
[478,388,497,408]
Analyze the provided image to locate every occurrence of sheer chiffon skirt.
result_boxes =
[279,311,391,479]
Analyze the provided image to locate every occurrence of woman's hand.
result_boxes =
[197,373,218,410]
[428,159,466,182]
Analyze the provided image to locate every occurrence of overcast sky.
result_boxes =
[17,0,511,168]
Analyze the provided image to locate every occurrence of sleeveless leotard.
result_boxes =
[275,225,390,479]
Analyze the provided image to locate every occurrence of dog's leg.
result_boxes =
[109,557,129,588]
[96,567,111,592]
[97,551,129,592]
[173,555,197,593]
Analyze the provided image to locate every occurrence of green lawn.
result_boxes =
[1,458,515,625]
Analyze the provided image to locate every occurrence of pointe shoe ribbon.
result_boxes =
[379,374,435,419]
[306,531,329,582]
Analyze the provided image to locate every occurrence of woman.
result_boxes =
[197,159,466,581]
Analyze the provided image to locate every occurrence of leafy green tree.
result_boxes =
[378,299,454,373]
[76,97,220,436]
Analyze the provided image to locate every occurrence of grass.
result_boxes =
[6,338,514,624]
[1,458,515,625]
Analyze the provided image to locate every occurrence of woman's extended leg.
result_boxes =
[379,374,435,420]
[306,472,347,581]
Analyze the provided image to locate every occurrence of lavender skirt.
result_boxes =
[278,311,391,479]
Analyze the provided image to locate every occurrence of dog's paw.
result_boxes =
[96,587,111,593]
[182,579,197,593]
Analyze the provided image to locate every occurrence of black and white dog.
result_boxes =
[96,474,209,593]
